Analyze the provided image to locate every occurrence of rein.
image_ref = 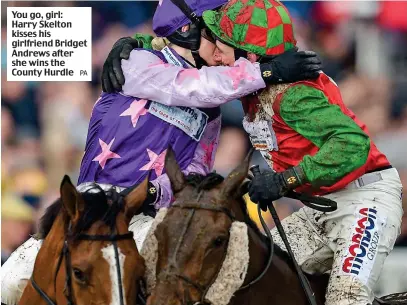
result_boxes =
[250,165,338,305]
[166,167,337,305]
[30,193,135,305]
[165,191,274,305]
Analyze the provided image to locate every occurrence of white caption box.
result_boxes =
[7,7,92,81]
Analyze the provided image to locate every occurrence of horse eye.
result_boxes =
[73,268,86,283]
[213,237,225,248]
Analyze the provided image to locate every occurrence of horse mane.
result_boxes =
[184,172,295,270]
[37,184,125,240]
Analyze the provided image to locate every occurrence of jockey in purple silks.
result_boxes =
[0,1,322,304]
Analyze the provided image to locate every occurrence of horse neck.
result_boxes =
[233,223,325,305]
[19,214,66,305]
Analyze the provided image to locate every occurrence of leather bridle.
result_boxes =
[160,195,274,305]
[30,198,135,305]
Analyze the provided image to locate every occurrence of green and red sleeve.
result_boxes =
[279,84,371,187]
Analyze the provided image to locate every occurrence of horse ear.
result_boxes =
[221,148,255,198]
[164,147,185,193]
[60,175,85,222]
[124,174,149,219]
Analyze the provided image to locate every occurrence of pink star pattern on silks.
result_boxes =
[93,138,121,169]
[221,61,255,89]
[120,99,148,127]
[201,142,215,165]
[176,68,200,84]
[140,148,167,176]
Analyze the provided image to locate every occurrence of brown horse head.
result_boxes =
[19,175,149,305]
[146,149,330,305]
[146,148,257,305]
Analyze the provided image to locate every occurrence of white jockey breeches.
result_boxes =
[0,214,154,305]
[270,168,403,305]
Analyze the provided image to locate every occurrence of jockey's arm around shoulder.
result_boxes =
[279,84,370,187]
[120,49,265,108]
[249,84,371,206]
[101,35,322,104]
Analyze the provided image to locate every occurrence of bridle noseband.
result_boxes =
[163,197,274,305]
[30,196,135,305]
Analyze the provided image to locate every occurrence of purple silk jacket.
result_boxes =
[78,47,265,208]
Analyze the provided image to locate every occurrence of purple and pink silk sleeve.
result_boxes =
[121,49,266,108]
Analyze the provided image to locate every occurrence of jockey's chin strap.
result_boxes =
[234,48,248,61]
[250,165,337,305]
[168,0,206,70]
[191,51,207,69]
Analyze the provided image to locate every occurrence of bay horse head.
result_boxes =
[18,175,149,305]
[143,149,328,305]
[143,148,268,305]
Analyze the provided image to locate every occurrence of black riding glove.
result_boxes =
[259,48,322,84]
[101,37,144,93]
[137,182,159,217]
[248,166,306,211]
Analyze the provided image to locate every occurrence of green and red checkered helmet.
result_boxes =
[202,0,296,56]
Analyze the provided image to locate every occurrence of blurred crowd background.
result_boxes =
[1,0,407,296]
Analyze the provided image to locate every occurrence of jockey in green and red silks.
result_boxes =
[202,0,403,304]
[242,75,390,195]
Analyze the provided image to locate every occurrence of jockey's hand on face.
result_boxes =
[248,167,306,211]
[102,37,144,93]
[260,47,322,84]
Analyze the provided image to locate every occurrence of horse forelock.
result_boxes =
[184,172,224,193]
[38,185,126,239]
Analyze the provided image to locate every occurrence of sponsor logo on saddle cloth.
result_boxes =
[340,207,386,285]
[148,47,208,141]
